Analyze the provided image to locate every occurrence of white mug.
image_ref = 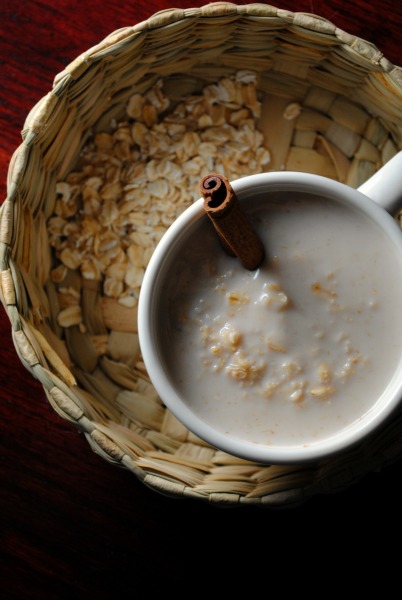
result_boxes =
[138,153,402,464]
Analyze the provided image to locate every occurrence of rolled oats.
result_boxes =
[48,72,271,327]
[57,304,82,328]
[283,102,302,121]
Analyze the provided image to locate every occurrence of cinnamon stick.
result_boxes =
[200,173,265,270]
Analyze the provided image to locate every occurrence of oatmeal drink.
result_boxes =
[139,164,402,463]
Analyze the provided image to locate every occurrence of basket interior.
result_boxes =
[2,2,402,507]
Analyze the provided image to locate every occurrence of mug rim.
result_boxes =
[138,171,402,464]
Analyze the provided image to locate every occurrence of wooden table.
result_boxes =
[1,1,402,595]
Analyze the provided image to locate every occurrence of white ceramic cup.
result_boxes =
[138,152,402,464]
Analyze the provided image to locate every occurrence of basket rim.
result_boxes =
[2,1,402,508]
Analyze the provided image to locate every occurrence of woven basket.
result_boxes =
[2,1,402,508]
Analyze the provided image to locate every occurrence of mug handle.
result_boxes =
[357,151,402,215]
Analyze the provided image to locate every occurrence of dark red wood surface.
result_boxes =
[1,1,402,595]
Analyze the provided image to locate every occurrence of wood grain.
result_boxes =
[1,1,402,595]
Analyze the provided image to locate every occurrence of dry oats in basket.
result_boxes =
[47,71,271,328]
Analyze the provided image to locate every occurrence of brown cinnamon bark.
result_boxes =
[200,173,265,270]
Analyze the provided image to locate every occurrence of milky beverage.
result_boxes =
[160,191,402,448]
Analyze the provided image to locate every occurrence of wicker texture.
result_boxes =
[2,1,402,508]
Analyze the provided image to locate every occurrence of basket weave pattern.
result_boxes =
[2,2,402,507]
